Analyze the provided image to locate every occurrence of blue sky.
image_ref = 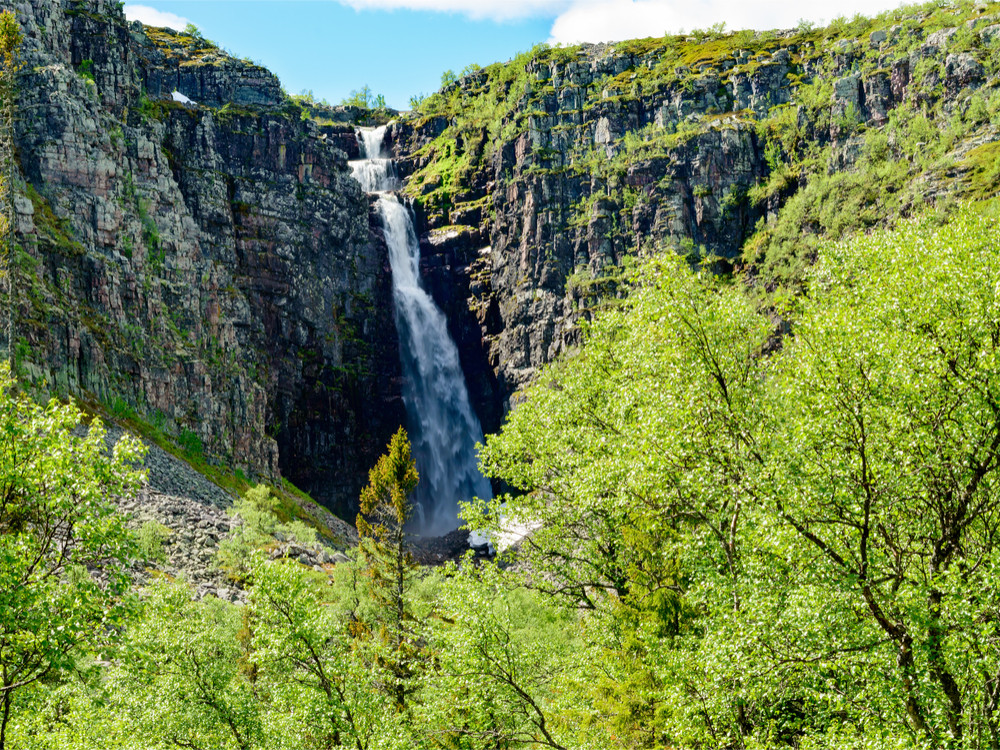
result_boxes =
[126,0,908,110]
[126,2,553,109]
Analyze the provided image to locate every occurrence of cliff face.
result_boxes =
[391,5,1000,408]
[10,0,1000,522]
[10,0,404,517]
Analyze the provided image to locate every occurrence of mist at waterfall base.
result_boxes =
[350,128,493,536]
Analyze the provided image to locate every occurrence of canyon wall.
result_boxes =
[9,0,1000,520]
[10,0,403,516]
[390,7,1000,409]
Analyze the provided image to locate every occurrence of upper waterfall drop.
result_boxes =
[349,125,399,193]
[350,126,493,535]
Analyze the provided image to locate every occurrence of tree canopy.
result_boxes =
[0,363,143,749]
[472,204,1000,748]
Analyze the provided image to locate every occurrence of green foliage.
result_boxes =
[136,519,171,563]
[341,84,388,112]
[961,141,1000,198]
[177,427,202,456]
[134,89,159,122]
[108,394,136,420]
[216,484,318,582]
[106,582,263,750]
[474,251,769,612]
[0,361,144,747]
[419,560,578,750]
[341,84,373,108]
[248,557,400,750]
[355,427,421,710]
[76,58,94,83]
[475,204,1000,748]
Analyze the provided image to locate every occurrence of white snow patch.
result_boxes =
[469,508,540,553]
[171,91,195,105]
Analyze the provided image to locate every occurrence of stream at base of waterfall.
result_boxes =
[350,126,492,536]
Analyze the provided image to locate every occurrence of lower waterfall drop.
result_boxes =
[350,126,492,535]
[379,196,493,534]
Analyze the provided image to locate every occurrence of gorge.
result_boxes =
[7,0,1000,528]
[351,126,491,533]
[8,2,1000,748]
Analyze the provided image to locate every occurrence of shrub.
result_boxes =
[137,520,172,563]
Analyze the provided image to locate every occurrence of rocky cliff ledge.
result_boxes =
[10,0,404,517]
[390,4,1000,411]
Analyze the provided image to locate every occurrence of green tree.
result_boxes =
[760,206,1000,747]
[0,363,144,750]
[216,484,316,582]
[106,582,262,750]
[356,427,419,711]
[475,204,1000,748]
[249,557,398,750]
[421,560,575,750]
[474,253,770,612]
[472,253,774,746]
[342,85,374,109]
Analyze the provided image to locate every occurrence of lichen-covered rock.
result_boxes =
[11,0,404,520]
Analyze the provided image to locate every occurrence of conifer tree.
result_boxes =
[356,427,420,711]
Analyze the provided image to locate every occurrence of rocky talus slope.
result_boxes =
[10,0,403,518]
[390,3,1000,413]
[101,428,355,599]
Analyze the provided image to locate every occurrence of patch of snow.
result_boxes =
[171,91,195,105]
[468,507,540,553]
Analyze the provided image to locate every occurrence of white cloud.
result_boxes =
[336,0,910,39]
[123,4,192,30]
[336,0,569,21]
[548,0,907,45]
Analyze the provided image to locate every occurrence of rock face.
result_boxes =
[10,0,404,518]
[11,1,1000,525]
[390,12,1000,411]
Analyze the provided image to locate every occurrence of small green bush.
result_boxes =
[137,520,172,563]
[177,428,202,457]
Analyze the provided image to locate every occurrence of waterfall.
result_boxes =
[351,126,492,535]
[349,125,399,193]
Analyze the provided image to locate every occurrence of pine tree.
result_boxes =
[356,427,420,711]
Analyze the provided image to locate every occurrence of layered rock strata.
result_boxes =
[10,0,404,517]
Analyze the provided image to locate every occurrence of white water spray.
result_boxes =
[351,126,492,535]
[349,125,399,193]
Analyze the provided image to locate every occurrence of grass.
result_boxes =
[960,142,1000,199]
[85,394,347,545]
[25,184,86,257]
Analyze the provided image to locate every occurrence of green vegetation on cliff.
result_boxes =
[401,0,1000,284]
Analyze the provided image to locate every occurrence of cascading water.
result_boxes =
[351,126,492,535]
[349,125,399,193]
